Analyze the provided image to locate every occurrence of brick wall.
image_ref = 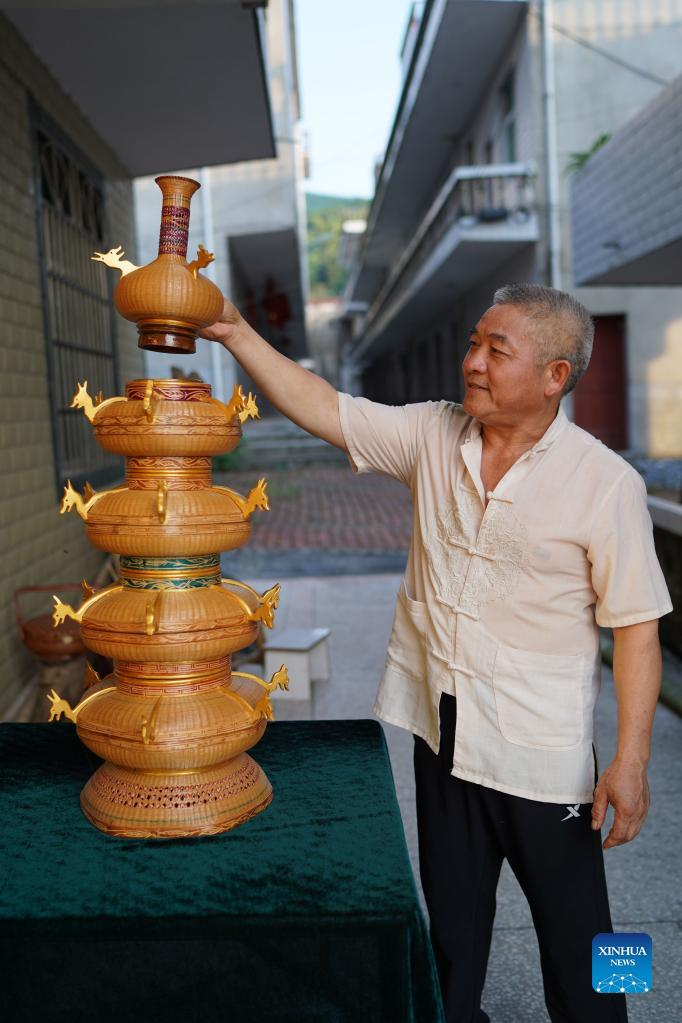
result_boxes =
[0,14,143,715]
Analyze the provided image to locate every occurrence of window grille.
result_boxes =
[31,104,122,494]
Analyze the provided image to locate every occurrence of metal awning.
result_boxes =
[2,1,275,176]
[571,75,682,286]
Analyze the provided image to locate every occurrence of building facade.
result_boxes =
[0,13,141,717]
[554,0,682,456]
[135,0,308,407]
[571,73,682,457]
[344,0,682,457]
[0,1,274,717]
[344,0,543,406]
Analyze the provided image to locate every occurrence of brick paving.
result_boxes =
[217,465,413,551]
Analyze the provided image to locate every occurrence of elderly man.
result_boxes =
[202,283,671,1023]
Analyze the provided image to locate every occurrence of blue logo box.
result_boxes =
[592,932,652,994]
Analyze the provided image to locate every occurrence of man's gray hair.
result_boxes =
[492,283,594,395]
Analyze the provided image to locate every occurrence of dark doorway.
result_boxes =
[572,314,628,450]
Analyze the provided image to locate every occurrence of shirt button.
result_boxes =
[486,491,494,499]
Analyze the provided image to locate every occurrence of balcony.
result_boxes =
[353,0,528,292]
[354,163,538,359]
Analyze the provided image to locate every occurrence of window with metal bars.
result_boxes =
[31,103,122,495]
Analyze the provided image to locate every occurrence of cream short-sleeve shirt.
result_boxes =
[338,393,672,803]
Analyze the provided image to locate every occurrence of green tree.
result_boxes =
[306,193,369,299]
[565,132,611,175]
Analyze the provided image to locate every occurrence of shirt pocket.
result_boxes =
[385,582,427,682]
[491,643,586,750]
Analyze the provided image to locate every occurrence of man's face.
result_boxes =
[462,304,555,425]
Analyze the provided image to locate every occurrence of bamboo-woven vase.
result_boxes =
[104,175,224,354]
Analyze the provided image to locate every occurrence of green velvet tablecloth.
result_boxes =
[0,720,444,1023]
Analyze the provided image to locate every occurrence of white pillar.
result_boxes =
[198,166,234,402]
[541,0,561,290]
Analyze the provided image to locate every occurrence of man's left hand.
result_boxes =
[591,758,650,849]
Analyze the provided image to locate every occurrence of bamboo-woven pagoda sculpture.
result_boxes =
[49,176,287,839]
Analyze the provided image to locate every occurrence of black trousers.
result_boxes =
[414,693,628,1023]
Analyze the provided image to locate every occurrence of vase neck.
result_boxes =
[155,175,200,258]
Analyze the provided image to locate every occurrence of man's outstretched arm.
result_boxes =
[591,618,662,849]
[200,299,347,452]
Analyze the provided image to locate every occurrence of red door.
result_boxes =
[572,314,628,450]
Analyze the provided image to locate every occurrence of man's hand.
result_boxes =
[593,618,661,850]
[198,299,244,348]
[591,757,650,849]
[195,296,348,451]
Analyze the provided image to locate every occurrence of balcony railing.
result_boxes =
[365,162,537,332]
[400,2,428,80]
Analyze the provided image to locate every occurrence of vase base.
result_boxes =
[80,753,272,839]
[138,321,197,354]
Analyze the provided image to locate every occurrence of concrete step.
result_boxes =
[231,415,346,469]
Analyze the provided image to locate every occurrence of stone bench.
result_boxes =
[264,627,331,700]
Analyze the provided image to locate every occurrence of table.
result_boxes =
[0,720,444,1023]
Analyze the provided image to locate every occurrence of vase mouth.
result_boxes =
[126,376,210,385]
[154,174,201,191]
[126,377,212,399]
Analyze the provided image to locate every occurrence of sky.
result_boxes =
[296,0,414,199]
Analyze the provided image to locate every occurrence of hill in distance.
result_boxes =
[306,192,369,299]
[305,192,369,215]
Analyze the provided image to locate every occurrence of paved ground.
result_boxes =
[217,464,411,576]
[241,572,682,1023]
[217,463,412,547]
[628,457,682,502]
